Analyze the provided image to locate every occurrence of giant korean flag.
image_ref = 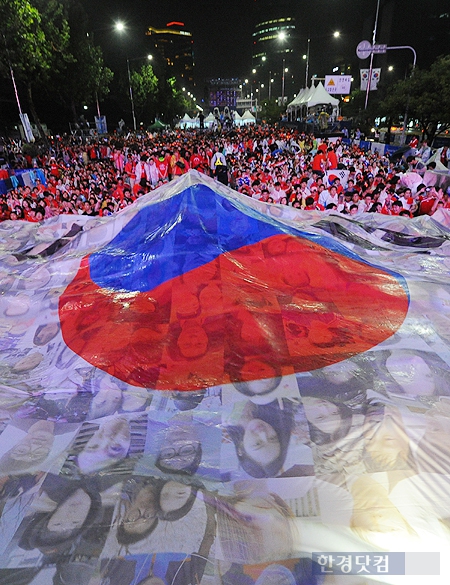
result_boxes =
[0,172,448,585]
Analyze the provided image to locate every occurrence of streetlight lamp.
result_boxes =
[277,28,341,90]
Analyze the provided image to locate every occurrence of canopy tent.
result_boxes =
[287,82,339,121]
[241,109,256,125]
[286,86,315,121]
[287,87,309,108]
[148,120,167,131]
[0,171,449,583]
[178,113,198,128]
[232,111,244,127]
[303,82,339,108]
[204,112,216,128]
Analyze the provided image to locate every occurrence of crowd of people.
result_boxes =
[0,125,448,222]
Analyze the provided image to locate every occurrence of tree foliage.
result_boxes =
[259,98,284,124]
[0,0,113,133]
[55,0,113,122]
[0,0,44,79]
[380,55,450,142]
[130,63,158,123]
[0,0,73,140]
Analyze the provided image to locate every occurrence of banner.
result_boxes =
[0,172,449,583]
[324,75,352,94]
[19,113,35,143]
[95,115,108,135]
[360,67,381,91]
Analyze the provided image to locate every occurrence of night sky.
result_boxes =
[81,0,450,84]
[80,0,255,81]
[1,0,449,132]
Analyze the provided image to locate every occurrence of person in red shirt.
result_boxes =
[303,196,324,210]
[312,151,326,174]
[327,146,338,170]
[155,154,169,183]
[189,147,205,171]
[49,158,65,179]
[409,136,419,150]
[111,178,125,203]
[124,157,136,189]
[418,186,438,215]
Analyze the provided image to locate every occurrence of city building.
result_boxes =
[251,0,299,103]
[206,78,242,110]
[146,21,195,85]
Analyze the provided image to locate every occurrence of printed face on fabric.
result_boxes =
[2,171,450,584]
[58,182,409,390]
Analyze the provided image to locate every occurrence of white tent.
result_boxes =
[178,113,198,129]
[303,82,339,108]
[286,86,316,121]
[241,110,256,125]
[233,111,243,126]
[204,112,215,128]
[287,87,308,109]
[287,83,339,121]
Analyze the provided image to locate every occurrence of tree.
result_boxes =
[156,77,192,125]
[0,0,72,142]
[380,55,450,143]
[129,63,158,125]
[0,1,41,78]
[55,0,113,123]
[259,97,284,124]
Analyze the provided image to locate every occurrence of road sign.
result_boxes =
[325,75,352,94]
[372,44,387,54]
[356,40,372,60]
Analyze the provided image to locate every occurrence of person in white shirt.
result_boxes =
[210,145,227,174]
[135,157,148,185]
[319,185,339,208]
[418,140,432,163]
[270,182,286,203]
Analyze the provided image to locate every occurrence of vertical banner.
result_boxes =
[95,116,108,135]
[19,113,35,143]
[360,68,381,91]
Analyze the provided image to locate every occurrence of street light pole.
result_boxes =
[392,46,417,144]
[305,38,310,87]
[125,54,153,133]
[365,0,381,109]
[282,59,285,102]
[126,58,137,132]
